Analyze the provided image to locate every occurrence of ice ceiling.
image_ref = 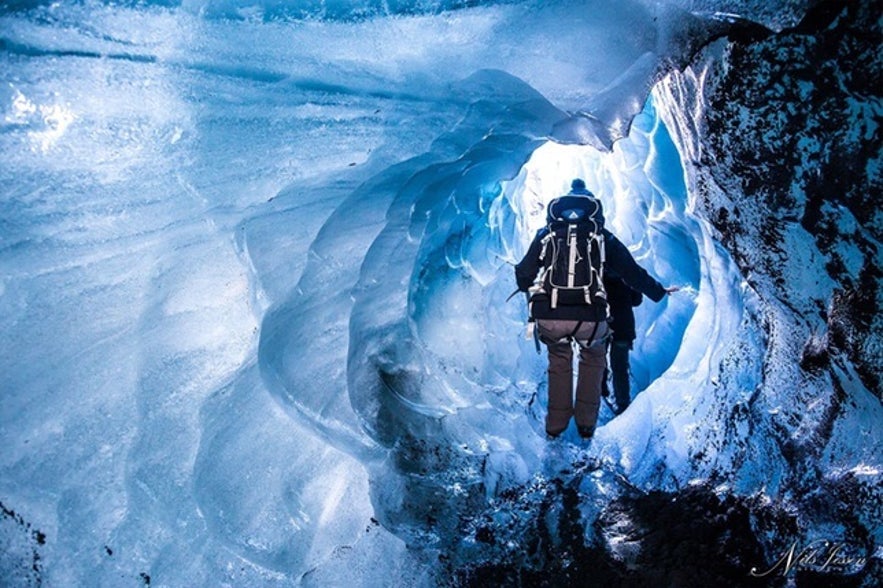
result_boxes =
[1,0,820,585]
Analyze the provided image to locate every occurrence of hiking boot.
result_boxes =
[546,429,563,440]
[577,426,594,439]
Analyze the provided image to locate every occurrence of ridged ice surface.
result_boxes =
[5,0,877,586]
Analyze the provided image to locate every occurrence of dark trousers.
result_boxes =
[537,319,609,436]
[609,339,632,409]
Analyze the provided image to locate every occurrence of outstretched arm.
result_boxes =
[603,231,671,302]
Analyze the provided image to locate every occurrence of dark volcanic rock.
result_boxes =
[656,0,881,583]
[679,0,881,399]
[453,479,793,588]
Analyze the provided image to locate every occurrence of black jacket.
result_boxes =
[604,274,643,342]
[514,228,666,321]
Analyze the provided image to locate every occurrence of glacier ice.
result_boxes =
[2,0,878,585]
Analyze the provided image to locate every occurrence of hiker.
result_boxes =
[601,273,644,415]
[514,179,678,439]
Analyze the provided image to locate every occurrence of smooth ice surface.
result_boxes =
[6,0,874,585]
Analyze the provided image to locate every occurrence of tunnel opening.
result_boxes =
[264,76,753,552]
[489,93,700,429]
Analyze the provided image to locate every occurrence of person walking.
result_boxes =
[515,179,678,439]
[602,272,645,415]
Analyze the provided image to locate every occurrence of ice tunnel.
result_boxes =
[4,0,878,584]
[256,89,754,547]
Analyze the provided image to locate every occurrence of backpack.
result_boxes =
[536,195,607,310]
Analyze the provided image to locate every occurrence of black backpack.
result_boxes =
[537,195,607,310]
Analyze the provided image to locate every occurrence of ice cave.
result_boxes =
[1,0,880,586]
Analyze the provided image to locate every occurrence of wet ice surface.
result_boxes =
[1,0,879,585]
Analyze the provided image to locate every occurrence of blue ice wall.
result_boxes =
[0,1,815,585]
